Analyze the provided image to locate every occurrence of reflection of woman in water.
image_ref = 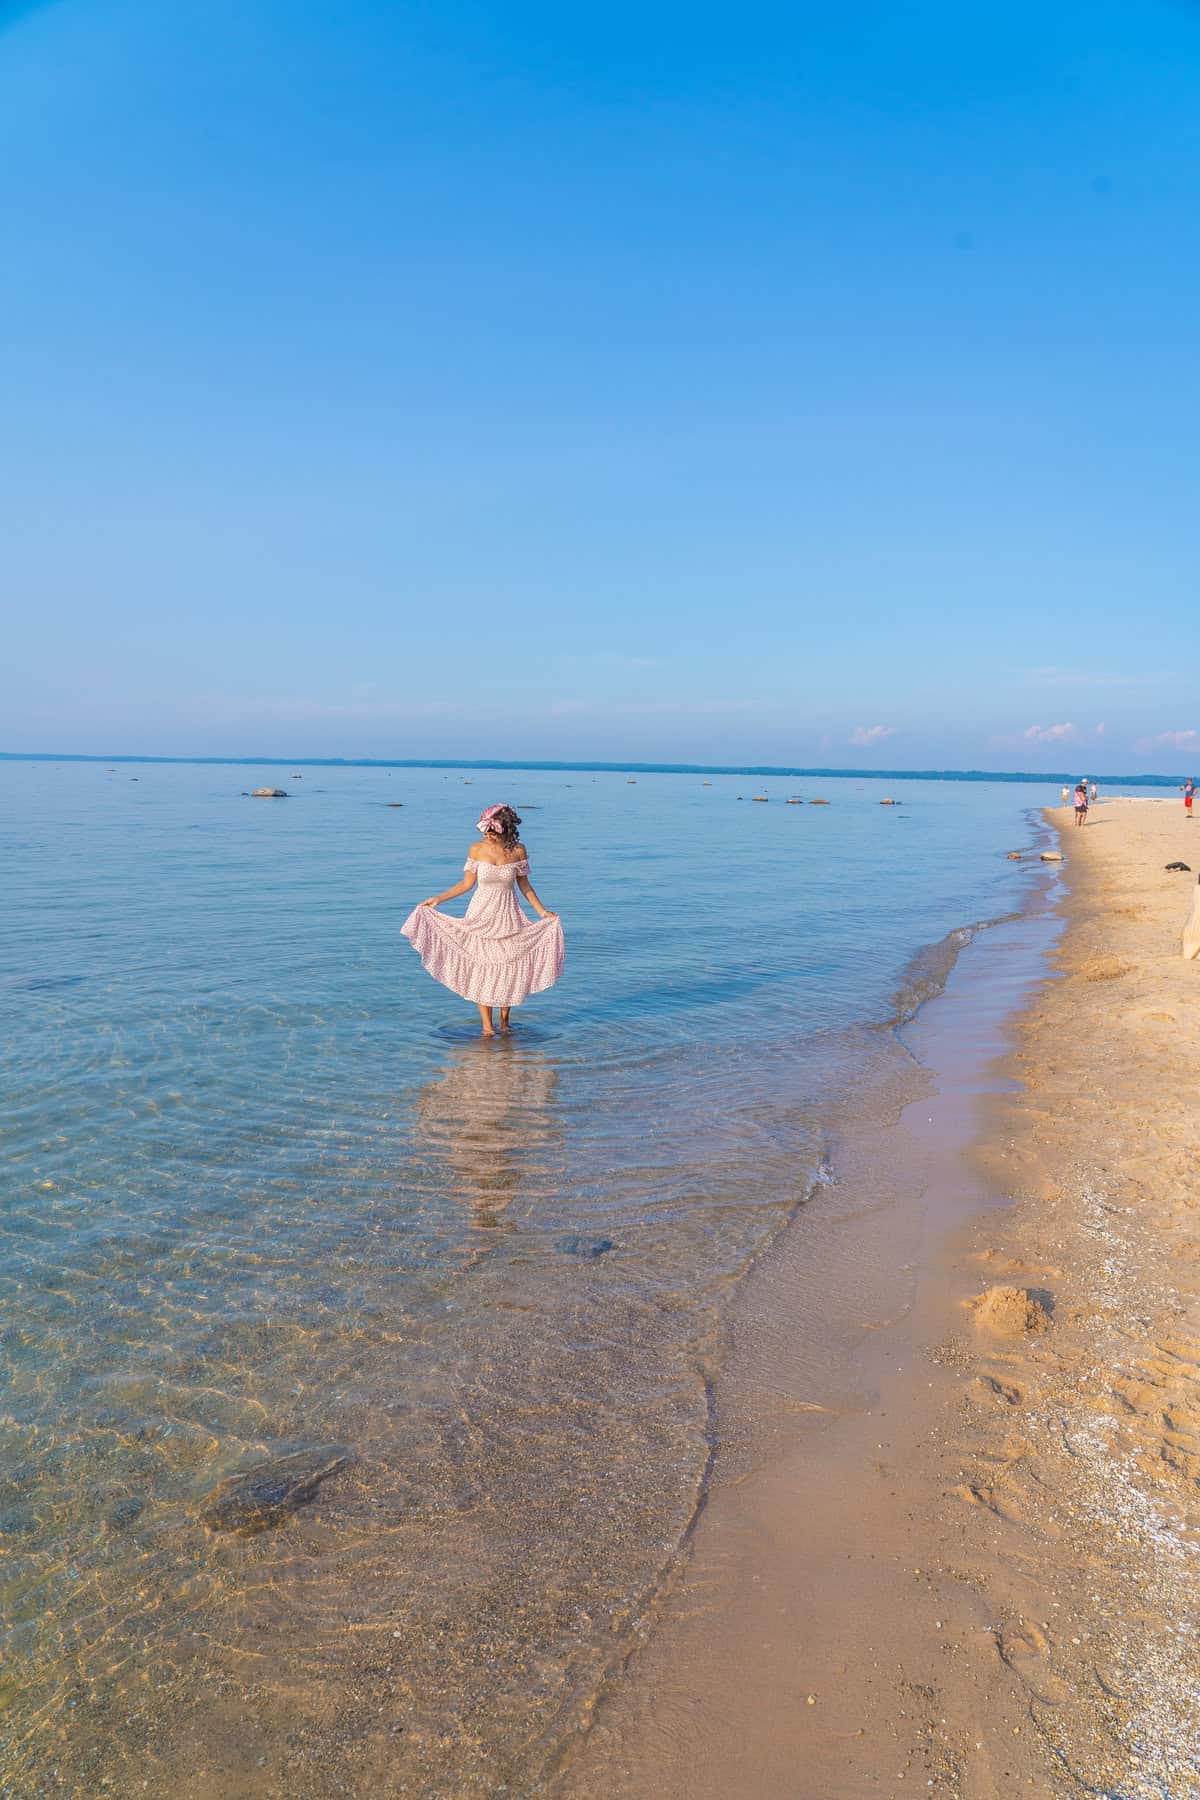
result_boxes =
[416,1042,560,1224]
[401,805,564,1037]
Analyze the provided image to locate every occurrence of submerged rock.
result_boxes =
[200,1445,351,1534]
[556,1235,616,1260]
[106,1496,146,1528]
[1040,851,1063,861]
[809,798,830,805]
[251,787,288,798]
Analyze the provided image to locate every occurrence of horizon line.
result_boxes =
[0,752,1189,785]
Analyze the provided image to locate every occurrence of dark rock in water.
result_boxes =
[106,1496,146,1528]
[200,1445,351,1534]
[1166,861,1191,872]
[556,1234,615,1260]
[387,802,404,808]
[251,787,288,798]
[1006,851,1022,859]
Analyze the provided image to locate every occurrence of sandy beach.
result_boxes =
[560,797,1200,1798]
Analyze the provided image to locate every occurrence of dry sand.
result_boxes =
[559,798,1200,1798]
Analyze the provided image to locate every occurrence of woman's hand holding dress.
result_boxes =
[401,857,564,1007]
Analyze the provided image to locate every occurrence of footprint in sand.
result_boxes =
[1105,1341,1200,1492]
[973,1248,1063,1280]
[997,1625,1072,1706]
[975,1373,1025,1407]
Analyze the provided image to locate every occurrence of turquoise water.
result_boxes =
[2,761,1061,1794]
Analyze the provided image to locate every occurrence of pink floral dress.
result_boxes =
[401,858,565,1008]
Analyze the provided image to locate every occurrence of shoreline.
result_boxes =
[558,800,1200,1796]
[9,782,1198,1794]
[0,767,1077,1798]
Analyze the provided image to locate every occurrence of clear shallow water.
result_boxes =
[2,762,1060,1794]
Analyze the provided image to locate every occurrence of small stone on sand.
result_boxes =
[200,1445,350,1533]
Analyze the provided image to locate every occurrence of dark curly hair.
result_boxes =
[481,804,522,851]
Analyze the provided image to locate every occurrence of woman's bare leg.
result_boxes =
[499,1006,511,1033]
[477,1003,495,1037]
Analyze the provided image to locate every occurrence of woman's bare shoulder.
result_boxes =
[466,840,490,861]
[512,843,530,861]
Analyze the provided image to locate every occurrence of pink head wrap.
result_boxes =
[476,804,508,835]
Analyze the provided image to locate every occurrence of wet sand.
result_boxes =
[559,799,1200,1797]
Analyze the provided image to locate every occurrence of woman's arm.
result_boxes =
[516,869,557,919]
[421,864,478,908]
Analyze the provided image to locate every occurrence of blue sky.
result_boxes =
[2,0,1198,767]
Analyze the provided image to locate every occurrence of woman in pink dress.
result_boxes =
[401,804,564,1037]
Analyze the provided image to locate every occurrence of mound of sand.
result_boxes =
[970,1284,1049,1336]
[1077,956,1131,982]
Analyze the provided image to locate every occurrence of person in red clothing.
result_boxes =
[1184,777,1195,817]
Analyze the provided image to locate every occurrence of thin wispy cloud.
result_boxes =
[548,697,752,720]
[1145,728,1199,750]
[194,693,461,724]
[1023,722,1077,744]
[849,725,896,747]
[1025,668,1165,689]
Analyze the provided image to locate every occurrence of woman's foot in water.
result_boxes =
[499,1007,512,1034]
[477,1004,496,1037]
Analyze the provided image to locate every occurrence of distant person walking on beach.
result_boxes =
[1073,782,1088,826]
[401,804,564,1036]
[1061,784,1070,806]
[1184,777,1195,819]
[1089,781,1097,804]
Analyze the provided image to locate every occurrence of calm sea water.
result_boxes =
[2,761,1066,1794]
